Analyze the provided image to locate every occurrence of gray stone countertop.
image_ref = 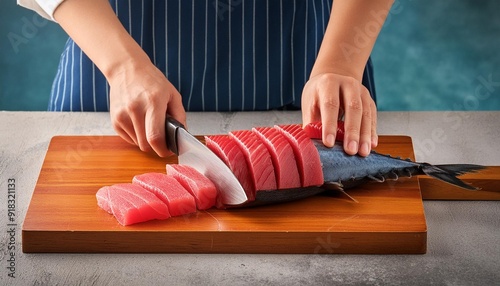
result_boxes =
[0,111,499,285]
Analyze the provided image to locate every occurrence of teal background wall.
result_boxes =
[1,1,67,111]
[371,0,500,111]
[1,0,499,111]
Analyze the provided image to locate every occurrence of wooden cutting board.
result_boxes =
[419,166,500,200]
[23,135,427,254]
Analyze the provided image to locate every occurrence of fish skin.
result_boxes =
[313,140,484,191]
[313,141,419,184]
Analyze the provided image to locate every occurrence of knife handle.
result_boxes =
[165,117,185,155]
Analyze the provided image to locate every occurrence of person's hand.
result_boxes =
[301,72,377,157]
[52,0,187,157]
[108,59,186,157]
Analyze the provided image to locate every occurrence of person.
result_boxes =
[19,0,394,157]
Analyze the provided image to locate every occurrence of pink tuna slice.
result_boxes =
[275,124,324,187]
[96,183,170,226]
[204,135,255,200]
[96,187,112,214]
[229,130,277,191]
[132,173,197,217]
[252,127,301,189]
[166,164,217,210]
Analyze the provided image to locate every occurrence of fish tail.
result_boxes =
[419,163,485,190]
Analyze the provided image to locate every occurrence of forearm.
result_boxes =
[312,0,394,80]
[53,0,149,80]
[54,0,185,157]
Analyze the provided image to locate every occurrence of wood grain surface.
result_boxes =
[23,135,427,254]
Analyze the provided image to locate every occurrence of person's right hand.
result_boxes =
[53,0,186,157]
[108,59,186,157]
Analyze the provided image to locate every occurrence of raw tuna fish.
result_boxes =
[252,127,301,189]
[275,124,324,187]
[204,135,255,200]
[229,130,277,191]
[96,183,170,226]
[96,188,112,214]
[303,121,345,142]
[133,173,197,216]
[314,140,484,191]
[166,164,217,210]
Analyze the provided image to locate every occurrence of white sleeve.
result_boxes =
[17,0,66,21]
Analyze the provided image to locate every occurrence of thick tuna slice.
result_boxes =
[96,183,170,226]
[205,135,255,199]
[133,173,197,217]
[252,127,301,189]
[275,124,324,187]
[166,164,217,210]
[229,130,277,191]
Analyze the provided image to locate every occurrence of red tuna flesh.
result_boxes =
[204,135,255,200]
[133,173,197,217]
[275,124,324,187]
[166,164,217,210]
[96,183,170,226]
[229,130,277,191]
[252,127,301,189]
[303,121,345,142]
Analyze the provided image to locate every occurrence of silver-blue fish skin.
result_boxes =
[313,140,419,183]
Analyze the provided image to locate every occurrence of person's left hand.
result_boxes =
[301,72,378,157]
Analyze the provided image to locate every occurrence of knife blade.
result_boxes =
[165,117,248,206]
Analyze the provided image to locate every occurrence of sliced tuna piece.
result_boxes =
[204,134,255,200]
[166,164,217,210]
[303,121,345,141]
[133,173,197,217]
[96,187,112,214]
[252,126,301,189]
[303,121,322,139]
[275,124,324,187]
[229,130,277,191]
[96,183,170,226]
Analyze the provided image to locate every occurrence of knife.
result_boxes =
[165,117,248,206]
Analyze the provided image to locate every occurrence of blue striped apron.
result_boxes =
[48,0,376,112]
